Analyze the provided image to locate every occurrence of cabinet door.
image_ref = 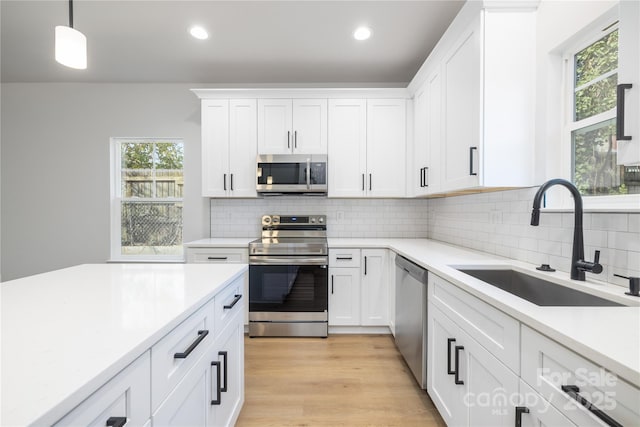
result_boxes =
[328,267,361,326]
[413,83,429,197]
[428,303,466,427]
[426,68,443,194]
[208,313,244,427]
[366,99,407,197]
[360,249,388,326]
[617,0,640,165]
[461,326,519,427]
[228,99,258,197]
[441,17,481,192]
[518,380,577,427]
[153,355,208,427]
[201,99,230,197]
[257,99,293,154]
[292,99,327,154]
[327,99,367,197]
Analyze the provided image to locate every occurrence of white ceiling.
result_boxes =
[1,0,465,85]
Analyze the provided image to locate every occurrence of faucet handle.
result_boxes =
[594,250,600,264]
[591,250,603,274]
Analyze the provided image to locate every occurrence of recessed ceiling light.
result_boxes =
[189,26,209,40]
[353,26,372,41]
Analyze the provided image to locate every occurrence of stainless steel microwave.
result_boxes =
[256,154,328,195]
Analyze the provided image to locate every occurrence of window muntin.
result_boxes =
[112,139,184,260]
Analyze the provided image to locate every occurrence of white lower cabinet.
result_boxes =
[521,325,640,427]
[328,248,389,328]
[428,303,518,427]
[53,352,151,427]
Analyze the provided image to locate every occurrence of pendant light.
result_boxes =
[55,0,87,69]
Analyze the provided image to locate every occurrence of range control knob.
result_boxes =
[318,217,324,223]
[262,216,272,226]
[311,218,316,223]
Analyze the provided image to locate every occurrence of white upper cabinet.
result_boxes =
[366,99,407,198]
[201,99,257,198]
[327,99,367,197]
[410,2,536,195]
[617,0,640,165]
[257,99,327,154]
[328,99,406,198]
[413,67,443,197]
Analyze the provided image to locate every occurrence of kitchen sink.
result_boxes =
[456,268,624,307]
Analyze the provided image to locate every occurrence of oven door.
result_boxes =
[249,256,328,314]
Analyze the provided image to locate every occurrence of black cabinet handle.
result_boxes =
[331,275,334,294]
[419,167,424,188]
[211,360,222,405]
[174,329,209,359]
[454,345,464,385]
[223,173,227,191]
[230,173,234,191]
[369,174,372,191]
[223,294,242,310]
[207,256,228,260]
[294,130,298,148]
[561,385,622,427]
[362,174,365,191]
[515,407,529,427]
[106,417,127,427]
[336,256,353,260]
[447,338,456,375]
[364,256,367,275]
[287,131,291,148]
[469,147,478,176]
[617,83,633,141]
[218,351,228,392]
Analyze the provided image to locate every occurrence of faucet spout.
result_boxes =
[531,178,593,281]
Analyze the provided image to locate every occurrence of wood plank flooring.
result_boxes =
[236,334,446,427]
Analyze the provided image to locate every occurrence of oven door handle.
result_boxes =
[250,256,328,266]
[306,158,311,190]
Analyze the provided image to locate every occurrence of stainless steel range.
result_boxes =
[248,215,328,337]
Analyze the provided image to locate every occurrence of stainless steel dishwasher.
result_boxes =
[395,255,428,389]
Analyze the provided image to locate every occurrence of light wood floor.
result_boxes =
[236,334,446,427]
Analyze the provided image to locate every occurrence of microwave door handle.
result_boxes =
[306,158,311,189]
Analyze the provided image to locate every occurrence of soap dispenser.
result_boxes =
[614,274,640,297]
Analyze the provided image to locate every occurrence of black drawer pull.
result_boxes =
[561,385,622,427]
[454,345,464,385]
[207,256,228,260]
[331,275,334,294]
[469,146,478,176]
[223,294,242,310]
[219,351,228,392]
[106,417,127,427]
[174,330,209,359]
[515,407,529,427]
[336,257,353,260]
[447,338,456,375]
[211,361,222,405]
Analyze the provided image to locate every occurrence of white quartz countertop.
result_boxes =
[1,263,248,427]
[186,237,640,387]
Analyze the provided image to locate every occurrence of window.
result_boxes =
[565,24,640,202]
[111,138,184,260]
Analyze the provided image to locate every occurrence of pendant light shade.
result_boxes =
[55,0,87,69]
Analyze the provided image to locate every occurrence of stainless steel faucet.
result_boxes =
[530,178,603,281]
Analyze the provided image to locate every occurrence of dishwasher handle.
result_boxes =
[395,256,428,284]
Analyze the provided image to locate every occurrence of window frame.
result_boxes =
[110,137,185,262]
[549,12,640,211]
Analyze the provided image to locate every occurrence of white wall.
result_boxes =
[0,83,209,281]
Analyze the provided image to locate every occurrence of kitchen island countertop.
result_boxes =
[1,263,247,427]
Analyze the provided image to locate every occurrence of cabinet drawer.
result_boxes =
[186,248,248,264]
[521,326,640,426]
[429,273,520,373]
[54,352,151,427]
[151,300,215,411]
[214,276,245,338]
[329,248,361,268]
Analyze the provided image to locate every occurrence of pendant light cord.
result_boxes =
[69,0,74,28]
